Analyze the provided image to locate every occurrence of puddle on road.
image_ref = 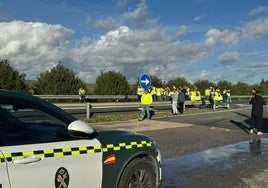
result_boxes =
[161,137,268,188]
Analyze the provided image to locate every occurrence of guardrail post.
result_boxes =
[86,102,90,119]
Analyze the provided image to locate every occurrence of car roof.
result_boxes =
[0,89,77,124]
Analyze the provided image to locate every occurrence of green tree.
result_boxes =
[233,81,250,95]
[193,79,215,95]
[258,79,268,95]
[216,80,234,93]
[167,76,191,88]
[35,63,85,95]
[0,60,28,92]
[94,70,130,95]
[150,75,163,88]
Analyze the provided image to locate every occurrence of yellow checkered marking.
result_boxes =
[101,140,152,152]
[0,140,152,162]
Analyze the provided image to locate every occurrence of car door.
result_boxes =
[0,103,103,188]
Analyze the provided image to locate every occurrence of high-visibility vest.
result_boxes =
[205,89,211,96]
[227,91,231,96]
[214,90,223,101]
[79,88,86,95]
[156,88,162,96]
[141,93,153,105]
[190,91,196,101]
[151,86,156,95]
[195,91,201,101]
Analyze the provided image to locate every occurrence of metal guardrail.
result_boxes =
[54,100,204,119]
[36,95,268,119]
[36,95,137,100]
[37,95,268,101]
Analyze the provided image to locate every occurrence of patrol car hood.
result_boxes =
[95,129,155,145]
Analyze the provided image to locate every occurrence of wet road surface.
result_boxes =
[160,137,268,188]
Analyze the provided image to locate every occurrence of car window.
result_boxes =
[0,102,72,146]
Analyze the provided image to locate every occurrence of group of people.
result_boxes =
[138,85,232,105]
[205,87,231,108]
[138,86,187,121]
[138,86,267,137]
[137,85,200,102]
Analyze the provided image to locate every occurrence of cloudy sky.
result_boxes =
[0,0,268,84]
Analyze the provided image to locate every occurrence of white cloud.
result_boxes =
[0,20,238,83]
[0,21,73,78]
[241,18,268,40]
[230,62,268,83]
[1,5,268,85]
[218,51,240,65]
[94,17,119,32]
[116,0,130,8]
[204,29,239,48]
[200,70,213,80]
[249,6,267,16]
[194,15,204,21]
[176,25,188,36]
[122,0,157,28]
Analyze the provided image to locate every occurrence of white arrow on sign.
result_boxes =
[141,78,150,85]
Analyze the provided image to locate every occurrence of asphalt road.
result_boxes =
[142,107,268,188]
[92,106,268,187]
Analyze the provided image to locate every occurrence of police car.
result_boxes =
[0,89,162,188]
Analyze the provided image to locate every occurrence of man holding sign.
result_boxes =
[138,73,153,121]
[139,88,153,121]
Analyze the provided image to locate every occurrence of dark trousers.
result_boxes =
[251,115,263,131]
[178,102,184,114]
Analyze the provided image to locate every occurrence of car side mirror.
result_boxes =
[68,120,94,138]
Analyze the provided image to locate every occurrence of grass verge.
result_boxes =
[84,107,228,123]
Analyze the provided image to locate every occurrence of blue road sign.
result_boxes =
[139,73,151,89]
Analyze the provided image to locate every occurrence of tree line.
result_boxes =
[1,59,268,96]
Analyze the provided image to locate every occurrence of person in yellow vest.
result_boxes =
[212,87,223,108]
[79,86,86,102]
[138,89,153,121]
[209,87,215,108]
[185,86,190,100]
[214,88,223,101]
[156,87,162,101]
[137,86,144,100]
[164,86,171,101]
[204,87,211,101]
[190,86,201,101]
[150,85,157,101]
[195,90,201,101]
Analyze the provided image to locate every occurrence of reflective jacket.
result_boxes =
[141,93,153,105]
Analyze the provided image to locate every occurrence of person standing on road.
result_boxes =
[79,86,86,102]
[249,90,266,135]
[171,88,179,115]
[139,89,153,121]
[178,87,186,115]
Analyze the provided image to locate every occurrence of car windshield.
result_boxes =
[0,101,71,146]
